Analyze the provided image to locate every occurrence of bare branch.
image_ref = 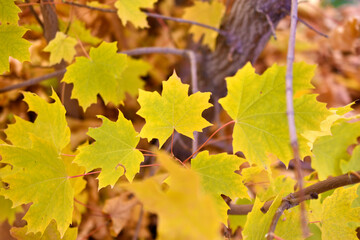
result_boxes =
[0,69,66,94]
[61,1,226,37]
[228,171,360,215]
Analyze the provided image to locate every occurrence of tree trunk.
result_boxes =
[197,0,291,98]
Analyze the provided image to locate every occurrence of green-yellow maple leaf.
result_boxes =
[0,24,31,74]
[124,151,222,240]
[59,20,101,45]
[182,1,225,50]
[274,206,303,240]
[191,151,249,223]
[0,196,22,225]
[10,221,77,240]
[5,90,70,152]
[219,62,331,169]
[62,41,128,110]
[0,0,21,24]
[137,72,212,147]
[312,120,360,180]
[74,112,143,189]
[121,56,151,97]
[43,32,77,65]
[341,145,360,174]
[321,184,360,240]
[0,137,77,236]
[115,0,157,28]
[242,194,283,239]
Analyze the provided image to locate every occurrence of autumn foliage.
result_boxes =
[1,0,360,240]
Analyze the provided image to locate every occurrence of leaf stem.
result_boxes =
[171,130,175,156]
[68,170,101,179]
[183,120,235,163]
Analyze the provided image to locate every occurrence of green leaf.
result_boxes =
[242,194,283,239]
[62,41,128,110]
[5,91,70,151]
[124,151,222,240]
[43,32,77,65]
[182,1,225,50]
[191,151,249,222]
[321,184,360,240]
[74,111,143,188]
[0,138,75,236]
[274,205,303,240]
[257,175,296,202]
[59,19,101,45]
[0,24,31,74]
[340,145,360,174]
[312,120,360,180]
[10,221,77,240]
[115,0,157,28]
[0,196,22,225]
[137,72,212,147]
[121,57,151,97]
[0,0,21,24]
[219,62,331,169]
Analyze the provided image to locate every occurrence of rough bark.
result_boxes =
[197,0,291,98]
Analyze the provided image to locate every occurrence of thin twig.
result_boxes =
[183,120,235,163]
[132,205,144,240]
[62,0,116,13]
[145,12,227,37]
[281,7,328,38]
[185,50,199,153]
[25,0,44,30]
[228,171,360,215]
[277,0,309,238]
[0,69,66,94]
[297,17,328,38]
[61,1,226,37]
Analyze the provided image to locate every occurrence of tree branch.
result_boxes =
[61,1,225,37]
[282,0,309,238]
[228,171,360,215]
[0,69,66,93]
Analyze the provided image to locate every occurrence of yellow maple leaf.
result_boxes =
[182,1,225,51]
[115,0,158,28]
[43,32,77,65]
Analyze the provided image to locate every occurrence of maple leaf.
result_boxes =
[182,1,225,50]
[10,221,77,240]
[121,57,150,97]
[312,120,360,180]
[43,32,77,65]
[115,0,157,28]
[0,137,76,236]
[242,194,283,239]
[124,151,222,240]
[0,0,21,24]
[103,193,137,235]
[274,206,303,240]
[74,112,143,189]
[59,19,101,45]
[137,72,212,147]
[341,145,360,173]
[191,151,249,222]
[62,41,128,110]
[0,24,31,74]
[0,196,23,225]
[321,185,360,240]
[5,91,70,151]
[219,62,331,169]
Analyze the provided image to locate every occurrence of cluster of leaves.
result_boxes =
[1,0,360,240]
